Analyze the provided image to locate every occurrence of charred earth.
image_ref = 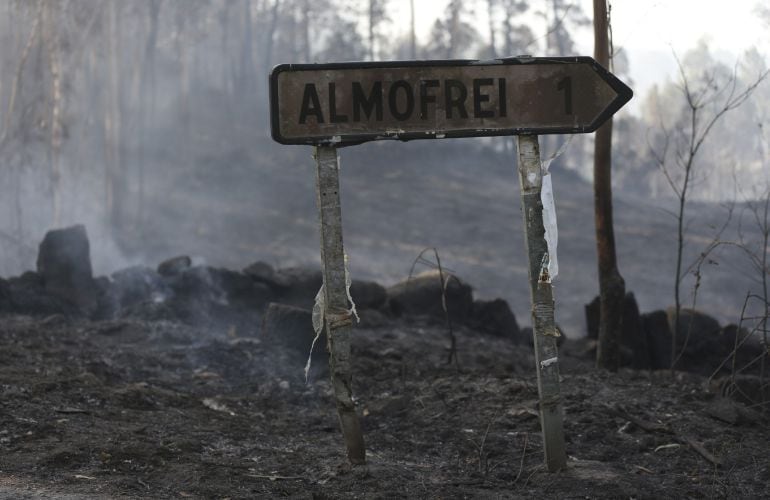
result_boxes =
[0,226,768,498]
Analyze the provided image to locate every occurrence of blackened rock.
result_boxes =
[4,271,72,316]
[0,277,10,311]
[358,308,390,328]
[163,266,270,325]
[666,308,721,341]
[262,302,318,352]
[109,266,168,311]
[90,276,115,320]
[720,324,745,352]
[584,293,650,368]
[643,308,725,374]
[641,310,672,370]
[271,267,323,309]
[469,298,523,343]
[243,261,283,288]
[584,293,644,347]
[167,266,218,301]
[623,293,648,369]
[261,302,327,377]
[711,375,770,407]
[215,267,271,309]
[585,295,600,340]
[387,270,473,323]
[350,280,387,310]
[36,225,96,313]
[705,396,762,426]
[667,307,723,374]
[718,325,765,377]
[157,256,192,277]
[163,266,230,324]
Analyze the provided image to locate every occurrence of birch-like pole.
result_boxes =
[314,145,366,465]
[516,135,567,472]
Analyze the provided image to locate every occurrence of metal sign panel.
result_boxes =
[269,56,632,145]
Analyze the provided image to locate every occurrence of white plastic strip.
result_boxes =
[305,254,359,383]
[304,283,325,383]
[541,135,574,173]
[541,173,559,282]
[344,253,359,323]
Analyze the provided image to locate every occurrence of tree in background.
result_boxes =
[500,0,534,57]
[424,0,481,59]
[0,1,97,235]
[367,0,390,61]
[484,0,533,58]
[541,0,589,57]
[592,0,624,371]
[0,0,591,275]
[645,47,768,371]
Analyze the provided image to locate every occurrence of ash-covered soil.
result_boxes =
[1,309,768,499]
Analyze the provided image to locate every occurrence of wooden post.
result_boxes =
[516,135,567,472]
[314,145,366,466]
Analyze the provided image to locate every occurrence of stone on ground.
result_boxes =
[36,225,96,313]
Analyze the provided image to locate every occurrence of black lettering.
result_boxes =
[445,79,468,119]
[498,78,507,117]
[352,81,383,121]
[388,80,414,121]
[473,78,494,118]
[328,82,348,123]
[419,79,440,119]
[299,83,324,124]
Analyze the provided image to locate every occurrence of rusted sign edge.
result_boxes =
[268,56,633,146]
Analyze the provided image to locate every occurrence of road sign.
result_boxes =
[270,56,632,145]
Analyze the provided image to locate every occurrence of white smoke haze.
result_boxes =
[0,0,767,333]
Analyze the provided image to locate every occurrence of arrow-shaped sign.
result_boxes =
[270,56,632,146]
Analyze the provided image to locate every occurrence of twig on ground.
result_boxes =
[609,405,724,467]
[55,407,90,415]
[247,474,305,481]
[607,405,669,433]
[407,247,459,367]
[679,434,723,467]
[513,432,529,484]
[475,409,500,475]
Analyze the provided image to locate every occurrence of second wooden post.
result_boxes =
[314,145,366,465]
[516,135,567,472]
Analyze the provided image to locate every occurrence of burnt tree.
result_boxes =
[593,0,624,371]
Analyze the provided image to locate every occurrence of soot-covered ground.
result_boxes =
[1,305,768,499]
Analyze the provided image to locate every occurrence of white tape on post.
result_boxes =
[541,173,559,282]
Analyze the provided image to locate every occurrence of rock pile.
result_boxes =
[1,226,526,346]
[585,294,766,376]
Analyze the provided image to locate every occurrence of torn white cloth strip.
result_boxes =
[304,254,360,383]
[305,284,326,383]
[541,135,574,173]
[541,173,559,281]
[344,253,360,323]
[540,356,558,368]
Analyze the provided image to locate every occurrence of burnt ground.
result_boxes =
[1,310,768,499]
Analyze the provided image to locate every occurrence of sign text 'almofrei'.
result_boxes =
[270,57,632,145]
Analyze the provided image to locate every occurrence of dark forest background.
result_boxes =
[0,0,768,332]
